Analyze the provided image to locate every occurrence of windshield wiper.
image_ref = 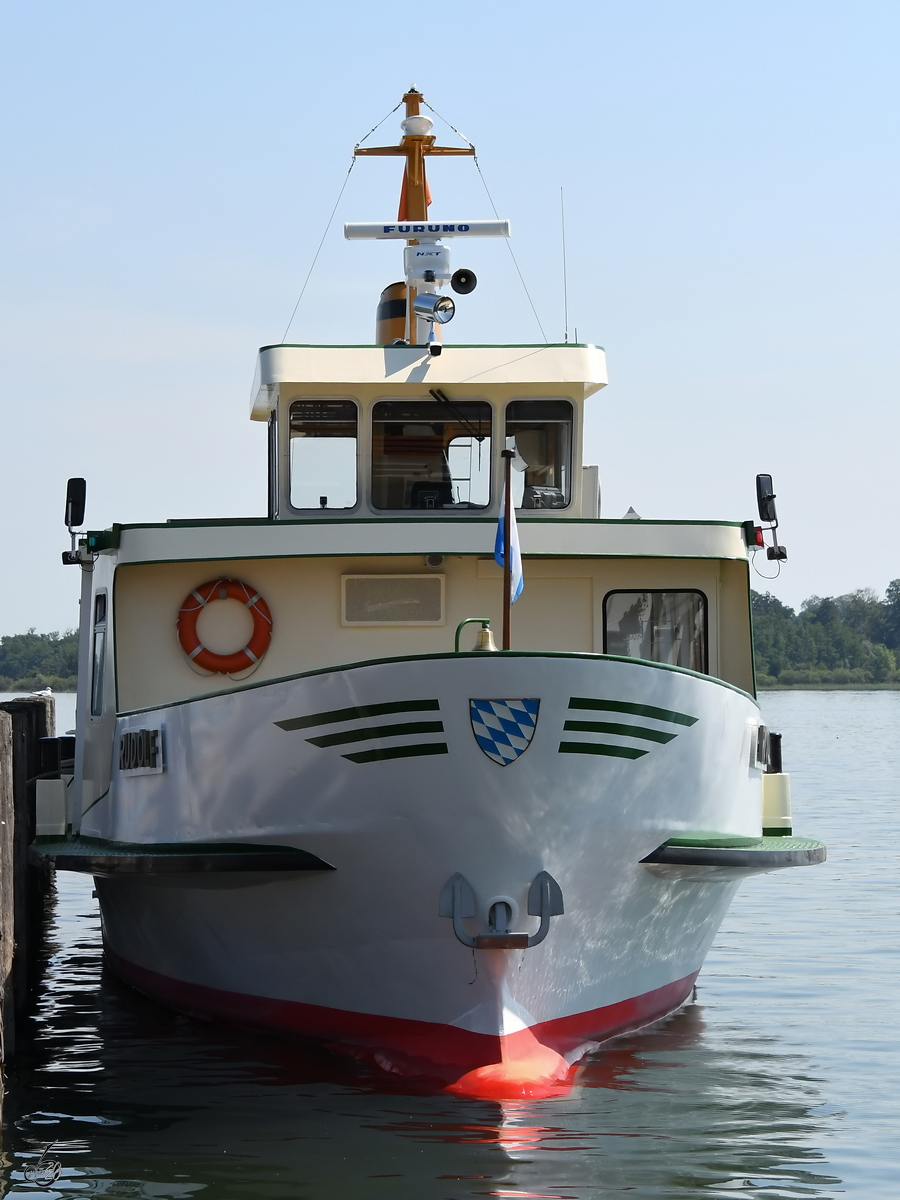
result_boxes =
[429,388,486,443]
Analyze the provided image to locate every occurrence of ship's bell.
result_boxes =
[473,623,499,652]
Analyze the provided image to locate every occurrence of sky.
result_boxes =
[1,0,898,635]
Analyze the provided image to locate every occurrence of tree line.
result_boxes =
[0,630,79,692]
[2,583,899,692]
[752,582,900,686]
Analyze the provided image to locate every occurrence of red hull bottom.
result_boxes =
[105,946,698,1099]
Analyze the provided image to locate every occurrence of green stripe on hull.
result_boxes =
[343,742,449,764]
[307,720,445,748]
[558,741,648,759]
[276,698,440,732]
[568,697,698,727]
[562,720,677,744]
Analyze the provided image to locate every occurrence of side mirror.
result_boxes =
[754,473,788,562]
[756,474,777,524]
[65,478,86,529]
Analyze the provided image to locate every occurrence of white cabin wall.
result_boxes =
[716,559,755,694]
[115,555,486,712]
[478,556,729,674]
[582,465,600,518]
[113,554,751,713]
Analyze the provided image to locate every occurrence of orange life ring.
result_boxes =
[177,579,273,674]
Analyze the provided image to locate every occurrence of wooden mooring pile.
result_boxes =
[1,696,57,1075]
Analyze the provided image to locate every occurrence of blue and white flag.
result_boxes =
[494,486,524,602]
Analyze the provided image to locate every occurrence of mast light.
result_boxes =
[400,114,434,137]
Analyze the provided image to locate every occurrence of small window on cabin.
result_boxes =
[289,399,358,510]
[505,400,573,509]
[603,591,707,673]
[90,591,108,717]
[371,399,491,510]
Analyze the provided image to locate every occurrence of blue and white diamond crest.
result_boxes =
[470,699,540,766]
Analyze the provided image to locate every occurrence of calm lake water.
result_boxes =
[1,691,897,1198]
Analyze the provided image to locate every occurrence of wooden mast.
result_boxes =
[356,89,474,342]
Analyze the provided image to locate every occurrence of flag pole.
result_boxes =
[501,448,514,650]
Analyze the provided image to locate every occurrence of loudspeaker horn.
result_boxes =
[451,269,477,295]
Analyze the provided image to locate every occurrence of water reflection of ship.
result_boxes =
[7,882,841,1200]
[485,1000,841,1198]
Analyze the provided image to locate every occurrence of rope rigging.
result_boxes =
[280,94,549,344]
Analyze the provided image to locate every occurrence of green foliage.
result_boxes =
[867,643,896,683]
[0,629,79,692]
[752,582,900,685]
[882,579,900,649]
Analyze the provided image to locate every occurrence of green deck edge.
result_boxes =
[666,834,763,848]
[643,836,826,869]
[29,837,334,875]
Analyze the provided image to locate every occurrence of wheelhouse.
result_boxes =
[253,343,607,521]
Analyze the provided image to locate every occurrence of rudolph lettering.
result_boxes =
[119,727,164,773]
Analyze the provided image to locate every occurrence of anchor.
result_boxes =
[439,871,564,949]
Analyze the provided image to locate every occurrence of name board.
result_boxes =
[119,727,165,775]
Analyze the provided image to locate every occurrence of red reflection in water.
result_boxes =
[575,999,707,1091]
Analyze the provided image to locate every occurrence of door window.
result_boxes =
[603,590,707,673]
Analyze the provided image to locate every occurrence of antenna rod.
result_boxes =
[560,187,569,344]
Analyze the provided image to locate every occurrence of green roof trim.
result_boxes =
[259,342,601,352]
[101,516,745,531]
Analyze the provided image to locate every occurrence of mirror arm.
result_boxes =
[764,516,788,562]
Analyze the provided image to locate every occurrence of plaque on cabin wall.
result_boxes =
[118,726,165,775]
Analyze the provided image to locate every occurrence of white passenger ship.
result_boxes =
[37,90,824,1098]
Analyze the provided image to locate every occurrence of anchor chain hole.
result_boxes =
[488,901,513,933]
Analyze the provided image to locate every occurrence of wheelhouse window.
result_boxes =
[603,591,708,673]
[505,399,573,509]
[371,399,491,510]
[289,399,358,510]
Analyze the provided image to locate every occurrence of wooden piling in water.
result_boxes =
[1,709,14,1070]
[0,695,55,1068]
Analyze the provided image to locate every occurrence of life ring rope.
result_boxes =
[177,578,273,676]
